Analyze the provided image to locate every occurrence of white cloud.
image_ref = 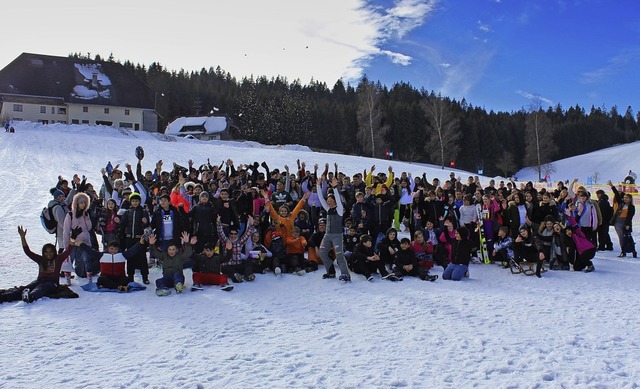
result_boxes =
[0,0,437,87]
[516,90,554,106]
[440,63,451,68]
[581,48,640,84]
[477,20,491,32]
[380,50,413,66]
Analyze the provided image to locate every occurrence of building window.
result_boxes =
[13,104,23,112]
[57,107,66,115]
[40,106,46,113]
[125,109,130,116]
[82,120,89,124]
[58,120,67,124]
[104,108,110,114]
[51,107,55,114]
[119,122,133,129]
[38,119,49,124]
[83,106,88,113]
[72,119,79,124]
[134,123,140,130]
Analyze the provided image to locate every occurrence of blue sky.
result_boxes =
[1,0,638,113]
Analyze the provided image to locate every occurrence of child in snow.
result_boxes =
[0,226,76,304]
[492,226,514,268]
[442,226,472,281]
[284,226,308,275]
[564,209,596,272]
[148,231,196,296]
[393,238,437,282]
[76,237,146,291]
[191,241,235,292]
[351,235,397,281]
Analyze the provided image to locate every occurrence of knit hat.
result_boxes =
[52,189,65,199]
[129,192,141,201]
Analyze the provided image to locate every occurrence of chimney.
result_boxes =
[92,72,99,87]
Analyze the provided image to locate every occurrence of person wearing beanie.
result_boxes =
[47,188,72,250]
[442,226,472,281]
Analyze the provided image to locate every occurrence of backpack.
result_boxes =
[41,204,58,234]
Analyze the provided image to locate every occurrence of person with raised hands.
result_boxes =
[317,176,351,282]
[148,231,196,296]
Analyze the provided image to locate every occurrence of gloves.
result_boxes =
[70,226,83,239]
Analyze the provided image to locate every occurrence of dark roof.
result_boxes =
[0,95,65,105]
[0,53,153,109]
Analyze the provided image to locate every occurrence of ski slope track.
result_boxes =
[1,123,639,388]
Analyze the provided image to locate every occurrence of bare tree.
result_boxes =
[422,93,460,169]
[495,150,517,178]
[525,100,557,181]
[356,79,389,158]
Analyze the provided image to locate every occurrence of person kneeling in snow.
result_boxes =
[74,237,146,292]
[0,226,75,304]
[148,231,195,296]
[191,241,234,292]
[442,226,472,281]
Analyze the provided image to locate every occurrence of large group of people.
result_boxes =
[1,153,637,304]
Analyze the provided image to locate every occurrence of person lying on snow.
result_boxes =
[0,226,78,304]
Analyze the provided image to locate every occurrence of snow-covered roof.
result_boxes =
[165,116,228,135]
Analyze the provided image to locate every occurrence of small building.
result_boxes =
[165,116,235,141]
[0,53,157,131]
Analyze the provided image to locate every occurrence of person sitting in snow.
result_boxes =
[74,237,147,292]
[0,226,76,304]
[492,226,515,268]
[191,241,235,292]
[148,231,196,296]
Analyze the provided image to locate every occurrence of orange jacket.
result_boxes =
[266,198,305,240]
[285,236,307,254]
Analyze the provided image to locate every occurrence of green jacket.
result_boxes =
[150,243,193,275]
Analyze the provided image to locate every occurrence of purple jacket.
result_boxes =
[567,216,595,254]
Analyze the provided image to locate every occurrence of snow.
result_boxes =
[1,122,640,388]
[72,85,99,100]
[74,63,112,86]
[166,116,229,136]
[516,141,640,184]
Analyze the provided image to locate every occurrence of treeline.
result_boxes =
[72,53,640,177]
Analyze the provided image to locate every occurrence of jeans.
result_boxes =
[70,246,92,277]
[442,263,468,281]
[155,271,185,289]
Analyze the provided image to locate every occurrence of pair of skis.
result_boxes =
[476,204,490,264]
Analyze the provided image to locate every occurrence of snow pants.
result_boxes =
[319,233,350,276]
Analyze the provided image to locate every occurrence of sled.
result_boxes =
[510,261,547,276]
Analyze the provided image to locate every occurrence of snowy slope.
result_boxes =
[1,123,639,388]
[516,141,640,184]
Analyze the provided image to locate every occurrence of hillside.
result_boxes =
[0,123,639,388]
